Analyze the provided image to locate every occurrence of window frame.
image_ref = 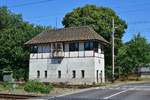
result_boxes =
[93,42,98,53]
[58,70,61,78]
[84,41,93,50]
[42,45,51,53]
[45,70,47,78]
[72,70,76,78]
[37,70,40,78]
[69,42,79,51]
[81,70,85,78]
[31,45,38,53]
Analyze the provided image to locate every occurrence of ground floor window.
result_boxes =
[45,70,47,78]
[96,70,99,83]
[72,70,76,78]
[37,70,40,78]
[81,70,85,78]
[58,70,61,78]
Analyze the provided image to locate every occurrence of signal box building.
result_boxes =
[25,26,108,84]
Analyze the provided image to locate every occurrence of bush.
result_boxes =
[24,81,53,94]
[2,81,12,90]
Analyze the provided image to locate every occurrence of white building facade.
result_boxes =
[25,26,108,85]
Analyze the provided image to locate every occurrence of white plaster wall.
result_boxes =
[69,52,79,57]
[29,59,48,80]
[29,57,96,84]
[94,57,105,83]
[43,53,50,58]
[30,53,37,59]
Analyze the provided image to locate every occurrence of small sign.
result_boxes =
[3,71,13,82]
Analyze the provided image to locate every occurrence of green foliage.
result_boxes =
[117,33,150,79]
[2,81,14,92]
[24,81,53,94]
[62,4,127,66]
[105,66,112,81]
[2,81,12,90]
[105,65,119,81]
[0,7,50,80]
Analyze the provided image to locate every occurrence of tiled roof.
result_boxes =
[25,26,109,45]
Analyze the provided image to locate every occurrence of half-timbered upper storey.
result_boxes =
[25,26,109,59]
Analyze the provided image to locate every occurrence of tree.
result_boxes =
[62,4,127,66]
[116,44,132,79]
[0,7,50,80]
[117,33,150,79]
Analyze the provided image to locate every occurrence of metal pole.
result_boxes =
[112,18,115,82]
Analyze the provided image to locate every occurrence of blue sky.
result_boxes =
[0,0,150,42]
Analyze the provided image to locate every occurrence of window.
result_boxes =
[43,45,51,53]
[81,70,85,78]
[58,70,61,78]
[57,43,62,50]
[37,70,40,78]
[72,70,76,78]
[84,41,93,50]
[45,70,47,78]
[38,45,43,53]
[84,41,98,52]
[69,42,79,51]
[51,58,62,64]
[53,43,63,51]
[100,70,103,82]
[96,70,99,83]
[31,46,38,53]
[93,42,98,52]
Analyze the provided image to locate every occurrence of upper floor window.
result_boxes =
[43,45,51,53]
[69,42,79,51]
[53,43,63,51]
[31,45,51,53]
[31,46,38,53]
[93,42,98,53]
[84,41,93,50]
[84,41,98,52]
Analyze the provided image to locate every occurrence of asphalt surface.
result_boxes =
[38,82,150,100]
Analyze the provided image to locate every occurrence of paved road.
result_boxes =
[39,82,150,100]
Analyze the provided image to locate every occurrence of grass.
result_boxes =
[0,84,4,91]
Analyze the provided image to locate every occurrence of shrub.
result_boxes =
[24,80,53,94]
[2,81,12,90]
